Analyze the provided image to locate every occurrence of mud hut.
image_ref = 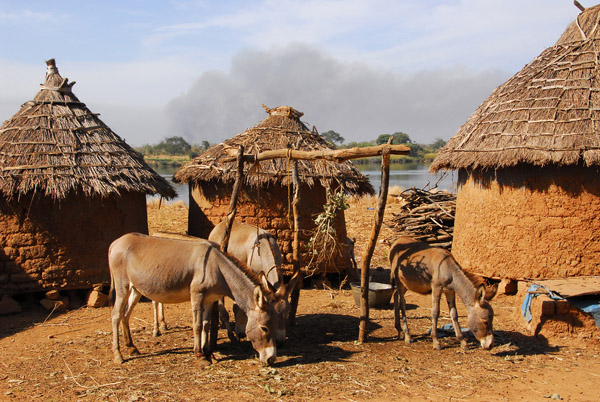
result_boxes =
[430,6,600,280]
[174,105,373,275]
[0,59,175,294]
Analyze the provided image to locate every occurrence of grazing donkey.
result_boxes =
[209,221,298,344]
[388,236,495,350]
[153,225,299,344]
[108,233,279,365]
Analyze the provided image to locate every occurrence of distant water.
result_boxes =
[150,162,457,204]
[356,162,457,193]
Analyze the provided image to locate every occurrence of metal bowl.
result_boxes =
[350,282,394,308]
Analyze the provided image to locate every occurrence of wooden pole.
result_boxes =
[220,145,245,253]
[358,145,391,343]
[288,161,302,326]
[210,145,245,350]
[220,143,410,163]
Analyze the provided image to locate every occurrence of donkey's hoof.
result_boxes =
[195,353,212,367]
[227,330,239,343]
[432,341,441,350]
[114,355,125,364]
[460,340,468,351]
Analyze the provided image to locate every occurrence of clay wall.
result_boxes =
[453,164,600,279]
[0,192,148,293]
[188,182,352,275]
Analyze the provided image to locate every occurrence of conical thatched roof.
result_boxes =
[431,5,600,172]
[174,105,374,195]
[0,59,175,200]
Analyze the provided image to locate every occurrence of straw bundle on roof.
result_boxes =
[0,59,175,200]
[431,5,600,172]
[174,105,374,196]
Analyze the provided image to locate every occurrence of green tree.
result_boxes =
[392,132,412,144]
[376,134,392,145]
[430,138,447,150]
[321,130,345,147]
[345,140,375,148]
[409,143,425,157]
[150,136,191,155]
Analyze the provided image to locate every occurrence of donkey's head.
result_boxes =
[467,285,494,350]
[269,271,301,345]
[245,285,279,365]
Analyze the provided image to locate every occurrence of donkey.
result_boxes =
[209,221,298,344]
[108,233,279,365]
[388,236,495,350]
[153,225,298,344]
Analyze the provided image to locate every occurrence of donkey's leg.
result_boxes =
[233,303,248,339]
[111,284,130,364]
[445,290,467,350]
[393,277,411,344]
[122,288,142,356]
[218,298,237,342]
[190,292,204,357]
[430,286,443,350]
[393,285,401,339]
[152,301,168,337]
[190,292,211,365]
[202,303,214,357]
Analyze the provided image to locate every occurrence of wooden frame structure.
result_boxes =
[216,143,409,342]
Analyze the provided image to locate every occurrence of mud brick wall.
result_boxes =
[188,182,352,275]
[452,165,600,279]
[0,192,148,294]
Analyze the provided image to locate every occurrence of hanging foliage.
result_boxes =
[305,189,349,275]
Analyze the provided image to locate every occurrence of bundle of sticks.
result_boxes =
[389,188,456,249]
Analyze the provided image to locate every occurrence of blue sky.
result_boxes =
[0,0,583,146]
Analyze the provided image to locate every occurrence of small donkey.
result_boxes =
[388,236,495,350]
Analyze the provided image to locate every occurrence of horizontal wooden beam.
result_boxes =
[222,144,410,163]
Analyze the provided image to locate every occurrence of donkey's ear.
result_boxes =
[485,283,498,301]
[258,272,273,293]
[476,284,486,304]
[286,271,301,295]
[253,285,265,309]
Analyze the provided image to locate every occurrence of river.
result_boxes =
[152,162,456,203]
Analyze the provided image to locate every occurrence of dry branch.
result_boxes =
[390,188,456,249]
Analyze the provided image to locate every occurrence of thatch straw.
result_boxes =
[431,5,600,172]
[174,105,374,195]
[0,59,175,200]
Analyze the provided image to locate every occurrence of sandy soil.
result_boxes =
[0,195,599,401]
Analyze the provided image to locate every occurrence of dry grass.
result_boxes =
[147,198,189,235]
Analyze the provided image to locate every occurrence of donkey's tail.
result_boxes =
[108,243,116,308]
[108,275,116,307]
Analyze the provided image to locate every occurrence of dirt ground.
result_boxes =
[1,195,599,401]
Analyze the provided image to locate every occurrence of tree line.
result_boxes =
[135,131,446,163]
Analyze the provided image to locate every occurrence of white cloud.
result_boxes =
[0,9,57,23]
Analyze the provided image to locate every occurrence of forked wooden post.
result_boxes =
[288,161,302,326]
[220,145,245,253]
[358,145,391,343]
[211,145,245,349]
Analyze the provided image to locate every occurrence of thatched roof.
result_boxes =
[174,105,374,196]
[0,59,175,200]
[431,4,600,172]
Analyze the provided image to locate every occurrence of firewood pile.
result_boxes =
[389,188,456,249]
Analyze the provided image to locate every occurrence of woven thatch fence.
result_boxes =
[175,105,373,276]
[0,59,174,294]
[431,5,600,280]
